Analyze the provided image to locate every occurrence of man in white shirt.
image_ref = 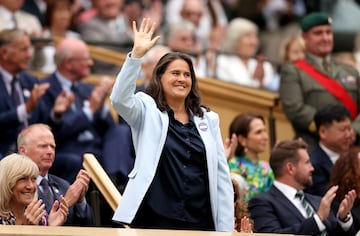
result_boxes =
[305,104,353,196]
[0,0,42,35]
[249,139,358,235]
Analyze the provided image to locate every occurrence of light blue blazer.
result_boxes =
[110,55,234,231]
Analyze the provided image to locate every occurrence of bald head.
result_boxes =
[54,38,93,81]
[55,38,88,65]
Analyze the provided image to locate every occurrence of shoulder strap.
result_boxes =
[294,59,357,119]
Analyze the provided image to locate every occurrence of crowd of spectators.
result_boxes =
[2,0,360,233]
[1,0,358,89]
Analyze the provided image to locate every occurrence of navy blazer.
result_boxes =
[40,73,115,159]
[40,73,134,179]
[0,72,46,157]
[38,174,94,226]
[249,185,356,236]
[305,145,333,196]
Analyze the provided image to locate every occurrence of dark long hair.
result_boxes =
[145,52,209,117]
[44,0,74,29]
[229,113,265,156]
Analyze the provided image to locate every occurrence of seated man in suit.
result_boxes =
[249,140,358,235]
[39,37,131,185]
[17,123,94,226]
[305,105,354,196]
[0,28,50,158]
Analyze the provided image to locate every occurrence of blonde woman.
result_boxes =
[0,153,68,225]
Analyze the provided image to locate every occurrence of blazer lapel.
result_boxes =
[194,115,216,170]
[318,146,334,176]
[18,73,35,103]
[270,186,306,221]
[0,73,14,107]
[48,176,61,202]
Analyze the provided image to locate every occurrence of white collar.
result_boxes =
[319,142,340,164]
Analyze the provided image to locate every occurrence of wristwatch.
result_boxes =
[339,213,351,223]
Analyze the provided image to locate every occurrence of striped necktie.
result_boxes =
[295,191,327,236]
[40,178,54,206]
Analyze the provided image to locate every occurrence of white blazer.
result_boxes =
[110,55,234,231]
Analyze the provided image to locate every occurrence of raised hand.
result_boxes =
[317,185,338,221]
[48,195,68,226]
[26,83,50,113]
[65,169,90,207]
[337,189,356,220]
[131,18,161,59]
[253,54,266,88]
[240,216,253,233]
[224,133,238,161]
[53,90,74,118]
[23,199,46,225]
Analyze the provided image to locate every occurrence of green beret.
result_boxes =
[300,12,332,32]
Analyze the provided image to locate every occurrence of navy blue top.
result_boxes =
[145,109,213,226]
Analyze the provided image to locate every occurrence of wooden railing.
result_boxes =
[0,225,294,236]
[196,77,294,160]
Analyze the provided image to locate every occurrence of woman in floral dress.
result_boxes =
[228,113,274,201]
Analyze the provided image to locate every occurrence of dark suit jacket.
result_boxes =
[38,174,94,226]
[305,145,333,196]
[40,73,115,160]
[40,73,132,181]
[248,185,357,236]
[0,72,46,157]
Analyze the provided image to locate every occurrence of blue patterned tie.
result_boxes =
[40,178,54,206]
[11,77,21,106]
[295,191,327,236]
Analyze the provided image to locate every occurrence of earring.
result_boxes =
[244,147,248,153]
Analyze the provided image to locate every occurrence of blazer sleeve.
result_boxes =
[279,63,317,130]
[110,55,146,128]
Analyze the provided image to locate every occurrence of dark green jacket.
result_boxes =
[279,54,360,151]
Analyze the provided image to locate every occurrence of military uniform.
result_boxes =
[279,54,360,151]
